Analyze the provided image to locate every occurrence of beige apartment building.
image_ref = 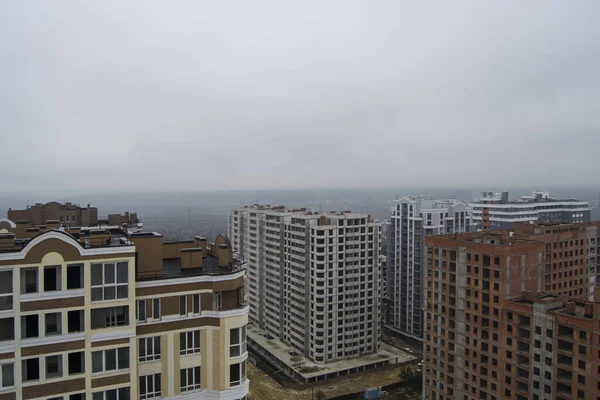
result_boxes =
[0,223,248,400]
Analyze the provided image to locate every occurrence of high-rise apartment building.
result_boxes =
[386,197,475,341]
[470,191,591,230]
[229,205,382,365]
[424,222,600,400]
[0,220,249,399]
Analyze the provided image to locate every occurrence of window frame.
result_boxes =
[139,337,161,362]
[152,299,160,320]
[91,347,130,373]
[180,366,201,392]
[137,300,147,322]
[229,360,247,386]
[90,262,128,302]
[139,373,161,399]
[214,292,222,311]
[45,312,62,336]
[0,362,14,388]
[92,387,130,400]
[230,326,247,357]
[180,330,201,355]
[45,354,63,379]
[0,270,13,311]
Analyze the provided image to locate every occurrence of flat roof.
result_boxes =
[247,325,415,380]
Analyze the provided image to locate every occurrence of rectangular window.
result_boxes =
[139,373,161,399]
[92,347,129,373]
[66,264,84,289]
[46,355,63,379]
[152,299,160,320]
[68,351,85,375]
[214,292,222,311]
[180,367,201,392]
[92,388,130,400]
[180,331,200,355]
[139,337,161,362]
[230,326,247,357]
[0,318,14,341]
[179,296,186,316]
[192,294,200,314]
[21,268,38,294]
[67,310,84,333]
[45,312,62,336]
[137,300,146,322]
[91,262,128,301]
[91,306,129,329]
[69,394,85,400]
[0,363,14,388]
[21,314,39,338]
[0,271,13,311]
[230,360,246,386]
[22,358,39,381]
[44,266,61,291]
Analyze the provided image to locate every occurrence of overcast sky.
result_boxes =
[1,1,599,195]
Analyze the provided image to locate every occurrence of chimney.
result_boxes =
[130,233,164,278]
[195,236,207,253]
[180,248,203,269]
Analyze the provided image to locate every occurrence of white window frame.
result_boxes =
[229,326,247,357]
[180,366,201,392]
[91,347,130,373]
[139,373,161,399]
[180,330,200,355]
[92,387,130,400]
[179,296,186,316]
[137,300,146,322]
[139,337,161,362]
[192,294,200,314]
[0,362,14,388]
[91,262,128,302]
[229,360,246,387]
[45,354,63,379]
[0,270,13,312]
[45,312,62,335]
[213,292,222,311]
[152,299,160,320]
[103,306,128,327]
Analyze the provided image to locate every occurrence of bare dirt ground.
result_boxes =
[248,362,419,400]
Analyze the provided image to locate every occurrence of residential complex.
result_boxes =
[0,213,248,400]
[470,191,590,231]
[4,202,142,232]
[424,222,600,400]
[228,205,399,382]
[386,197,475,341]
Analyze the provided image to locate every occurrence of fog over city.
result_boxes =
[1,1,600,195]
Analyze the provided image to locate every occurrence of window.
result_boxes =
[92,388,130,400]
[139,374,161,399]
[137,300,147,322]
[68,310,84,333]
[46,355,63,379]
[0,271,13,311]
[91,262,128,301]
[67,264,84,289]
[152,299,160,320]
[22,358,39,381]
[230,360,246,386]
[45,312,62,335]
[69,394,85,400]
[193,294,200,314]
[180,367,201,392]
[230,326,247,357]
[44,266,61,291]
[91,306,129,329]
[68,352,85,375]
[139,337,161,361]
[214,292,222,311]
[21,268,38,294]
[180,296,186,316]
[21,314,39,338]
[92,348,130,373]
[0,363,14,388]
[180,331,200,355]
[0,318,14,341]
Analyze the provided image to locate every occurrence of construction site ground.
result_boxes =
[247,361,420,400]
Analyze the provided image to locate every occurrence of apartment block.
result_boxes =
[386,197,475,341]
[424,222,600,400]
[470,191,591,231]
[0,225,248,400]
[229,205,383,366]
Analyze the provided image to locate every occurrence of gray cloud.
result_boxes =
[1,0,599,195]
